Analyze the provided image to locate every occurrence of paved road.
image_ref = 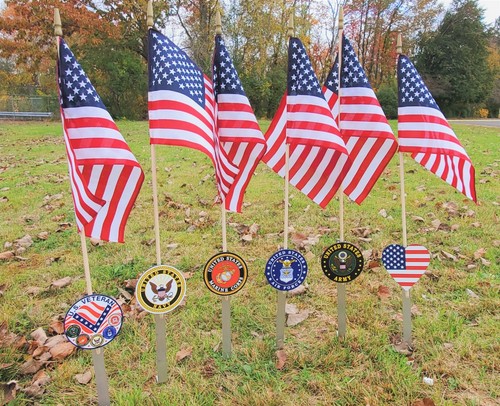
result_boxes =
[448,119,500,128]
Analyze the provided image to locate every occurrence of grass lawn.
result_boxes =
[0,120,498,405]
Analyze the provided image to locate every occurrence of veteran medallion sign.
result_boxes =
[136,265,186,314]
[321,242,364,283]
[203,252,248,296]
[64,294,123,350]
[265,249,308,291]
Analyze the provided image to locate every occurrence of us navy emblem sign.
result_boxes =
[136,265,186,314]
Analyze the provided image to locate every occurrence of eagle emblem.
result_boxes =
[149,279,174,302]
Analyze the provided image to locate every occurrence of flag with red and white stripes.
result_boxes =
[148,29,238,203]
[382,244,431,290]
[57,38,144,243]
[323,34,398,204]
[262,37,350,208]
[213,34,266,212]
[397,54,477,202]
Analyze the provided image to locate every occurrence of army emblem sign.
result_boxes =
[203,252,248,296]
[321,242,364,283]
[136,265,186,314]
[265,249,308,291]
[64,294,123,349]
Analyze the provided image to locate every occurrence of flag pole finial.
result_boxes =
[339,6,344,30]
[54,8,62,37]
[215,9,222,35]
[287,13,294,37]
[147,0,154,30]
[397,33,402,55]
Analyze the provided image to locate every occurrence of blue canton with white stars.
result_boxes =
[381,244,406,270]
[398,55,438,109]
[148,29,205,108]
[287,37,323,97]
[213,35,245,97]
[324,35,371,94]
[58,38,104,109]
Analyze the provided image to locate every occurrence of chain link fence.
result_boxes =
[0,95,59,120]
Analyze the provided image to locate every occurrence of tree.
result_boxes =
[416,0,494,117]
[344,0,442,89]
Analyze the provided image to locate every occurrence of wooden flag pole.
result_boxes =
[335,7,347,340]
[221,204,232,357]
[396,33,412,346]
[275,15,295,350]
[147,0,169,383]
[276,144,290,350]
[55,9,110,405]
[215,8,232,359]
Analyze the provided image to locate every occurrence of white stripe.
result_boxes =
[219,127,263,139]
[74,148,138,163]
[148,109,213,139]
[63,106,113,120]
[398,121,457,139]
[397,137,468,156]
[340,119,393,133]
[67,127,123,141]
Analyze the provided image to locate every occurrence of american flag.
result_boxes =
[213,34,266,212]
[57,38,144,243]
[323,34,398,204]
[382,244,431,290]
[397,54,477,202]
[263,37,350,208]
[148,29,238,202]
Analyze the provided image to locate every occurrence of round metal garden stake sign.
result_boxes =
[203,252,248,296]
[321,242,364,283]
[135,265,186,314]
[265,249,308,291]
[64,294,123,350]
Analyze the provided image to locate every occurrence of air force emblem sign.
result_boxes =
[321,242,364,283]
[64,294,123,350]
[203,252,248,296]
[265,249,308,291]
[135,265,186,314]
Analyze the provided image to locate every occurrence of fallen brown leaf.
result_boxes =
[288,284,307,297]
[1,381,19,404]
[75,370,93,385]
[30,328,48,345]
[50,276,72,289]
[276,349,287,370]
[286,310,309,327]
[175,347,193,363]
[377,285,391,300]
[392,341,413,356]
[201,358,216,378]
[49,342,76,360]
[412,398,436,406]
[48,321,64,335]
[474,248,486,259]
[0,251,14,260]
[19,359,45,375]
[44,334,67,350]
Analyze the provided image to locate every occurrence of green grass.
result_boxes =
[0,120,498,405]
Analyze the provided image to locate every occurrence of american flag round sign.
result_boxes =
[64,294,123,350]
[381,244,431,290]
